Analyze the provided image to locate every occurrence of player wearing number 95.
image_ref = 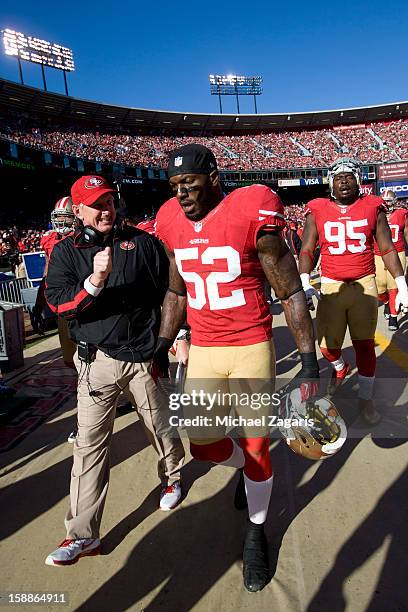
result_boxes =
[155,143,318,593]
[299,157,408,425]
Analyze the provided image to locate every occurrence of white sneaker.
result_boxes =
[159,481,182,511]
[45,538,100,566]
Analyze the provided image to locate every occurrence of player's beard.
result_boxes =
[334,187,359,206]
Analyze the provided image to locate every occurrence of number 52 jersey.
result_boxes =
[156,185,285,347]
[305,195,385,282]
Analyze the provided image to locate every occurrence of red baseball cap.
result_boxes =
[71,175,115,207]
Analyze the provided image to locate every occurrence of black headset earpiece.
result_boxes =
[73,225,105,248]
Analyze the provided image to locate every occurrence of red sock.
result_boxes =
[377,292,389,305]
[389,288,398,315]
[239,438,273,481]
[320,347,341,363]
[352,339,376,377]
[190,438,233,463]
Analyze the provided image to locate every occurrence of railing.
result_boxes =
[0,278,34,310]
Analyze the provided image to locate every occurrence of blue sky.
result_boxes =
[1,0,407,115]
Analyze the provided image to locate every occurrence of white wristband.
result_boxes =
[84,274,104,297]
[300,273,311,289]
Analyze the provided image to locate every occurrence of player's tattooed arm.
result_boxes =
[298,214,318,275]
[159,245,187,341]
[375,211,405,279]
[257,233,315,353]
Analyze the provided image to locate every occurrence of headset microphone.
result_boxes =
[73,225,106,248]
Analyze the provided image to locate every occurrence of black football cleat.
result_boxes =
[388,316,399,331]
[234,468,248,510]
[383,303,390,320]
[243,521,270,592]
[359,398,382,426]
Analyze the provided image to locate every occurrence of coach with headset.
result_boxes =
[44,175,184,567]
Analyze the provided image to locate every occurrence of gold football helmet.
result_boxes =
[279,389,347,460]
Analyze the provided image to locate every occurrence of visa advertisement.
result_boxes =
[278,177,328,187]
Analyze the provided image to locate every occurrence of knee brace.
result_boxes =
[240,438,273,482]
[352,339,376,377]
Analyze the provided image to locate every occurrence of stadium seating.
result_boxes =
[1,115,407,170]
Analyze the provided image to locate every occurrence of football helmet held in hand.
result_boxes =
[279,389,347,460]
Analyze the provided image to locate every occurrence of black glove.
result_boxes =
[30,304,45,336]
[151,337,172,381]
[296,352,320,401]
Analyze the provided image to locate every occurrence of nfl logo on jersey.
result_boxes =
[174,156,183,167]
[194,221,203,233]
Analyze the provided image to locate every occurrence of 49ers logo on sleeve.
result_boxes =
[84,177,105,189]
[120,241,135,251]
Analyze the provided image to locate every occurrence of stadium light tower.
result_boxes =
[2,28,75,95]
[209,74,263,114]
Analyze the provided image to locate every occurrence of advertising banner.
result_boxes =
[362,170,376,181]
[278,179,300,187]
[379,180,408,198]
[299,177,323,186]
[378,162,408,180]
[333,124,365,131]
[122,177,143,185]
[360,184,374,196]
[278,177,327,188]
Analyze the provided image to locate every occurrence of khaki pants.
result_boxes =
[375,252,406,294]
[317,274,378,349]
[66,350,185,539]
[184,340,276,443]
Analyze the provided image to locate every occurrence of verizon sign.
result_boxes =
[378,162,408,180]
[360,184,373,195]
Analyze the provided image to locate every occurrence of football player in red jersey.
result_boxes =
[154,144,318,593]
[299,158,408,424]
[33,197,78,442]
[41,197,76,259]
[34,197,77,365]
[136,215,156,235]
[374,189,408,331]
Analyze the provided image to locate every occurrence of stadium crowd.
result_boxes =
[1,115,408,170]
[0,227,48,256]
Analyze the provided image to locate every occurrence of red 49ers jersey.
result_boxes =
[156,185,285,346]
[306,195,384,282]
[136,218,156,235]
[374,207,408,255]
[40,231,63,259]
